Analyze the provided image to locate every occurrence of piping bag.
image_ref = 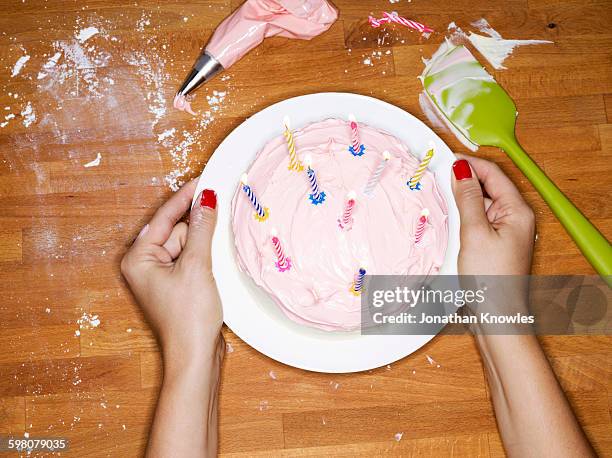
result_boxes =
[421,41,612,280]
[174,0,338,113]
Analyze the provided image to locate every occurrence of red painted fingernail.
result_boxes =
[200,189,217,209]
[452,159,472,181]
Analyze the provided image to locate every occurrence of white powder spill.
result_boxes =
[77,312,101,329]
[37,52,63,80]
[83,152,102,168]
[164,90,229,191]
[269,370,277,380]
[11,54,30,77]
[258,400,269,411]
[136,12,151,32]
[127,51,167,126]
[20,102,35,127]
[226,342,234,353]
[329,381,340,390]
[157,128,176,142]
[76,26,99,43]
[394,432,404,441]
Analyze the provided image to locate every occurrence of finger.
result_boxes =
[138,180,198,247]
[484,197,493,213]
[451,159,489,230]
[181,189,218,268]
[162,222,189,260]
[455,154,525,205]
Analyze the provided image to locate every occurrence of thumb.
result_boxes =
[183,188,218,268]
[451,159,489,231]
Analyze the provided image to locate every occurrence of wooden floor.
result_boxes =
[0,0,611,456]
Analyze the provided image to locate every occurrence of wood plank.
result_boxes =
[282,400,497,448]
[0,355,141,397]
[0,397,25,434]
[221,433,490,457]
[0,229,22,263]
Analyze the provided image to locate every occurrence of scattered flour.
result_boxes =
[77,312,101,329]
[226,342,234,353]
[20,102,35,127]
[394,432,404,441]
[127,51,167,126]
[269,370,277,380]
[83,152,102,168]
[11,54,30,77]
[157,128,176,142]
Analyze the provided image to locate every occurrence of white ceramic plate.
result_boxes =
[193,92,459,373]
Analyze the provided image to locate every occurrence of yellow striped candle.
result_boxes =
[408,141,435,190]
[283,116,304,172]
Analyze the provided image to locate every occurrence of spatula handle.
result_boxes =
[501,138,612,278]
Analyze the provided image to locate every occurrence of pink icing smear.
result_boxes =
[206,0,337,69]
[173,94,197,115]
[231,119,449,331]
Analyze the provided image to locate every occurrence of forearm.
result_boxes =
[476,334,594,457]
[146,337,224,458]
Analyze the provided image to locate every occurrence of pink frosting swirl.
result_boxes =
[231,119,448,331]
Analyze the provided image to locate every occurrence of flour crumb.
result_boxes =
[226,342,234,353]
[83,152,102,168]
[269,370,277,380]
[258,400,269,411]
[11,54,30,77]
[76,26,99,43]
[394,432,403,442]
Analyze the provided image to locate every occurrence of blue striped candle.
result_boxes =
[353,267,366,293]
[241,173,266,219]
[304,155,326,205]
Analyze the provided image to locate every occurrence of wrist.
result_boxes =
[162,333,225,377]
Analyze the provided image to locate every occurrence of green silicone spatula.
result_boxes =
[421,41,612,278]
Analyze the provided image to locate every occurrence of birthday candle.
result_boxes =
[283,116,304,172]
[270,229,291,272]
[415,208,430,244]
[408,142,435,190]
[304,154,326,205]
[338,191,356,230]
[348,114,365,156]
[368,12,434,34]
[241,173,268,221]
[363,150,391,196]
[352,267,367,295]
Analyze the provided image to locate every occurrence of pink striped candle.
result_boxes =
[415,208,430,244]
[348,114,365,156]
[338,191,357,230]
[270,229,291,272]
[368,11,434,34]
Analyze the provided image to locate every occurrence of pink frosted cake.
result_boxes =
[231,118,448,331]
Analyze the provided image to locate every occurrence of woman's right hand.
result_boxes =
[451,155,536,276]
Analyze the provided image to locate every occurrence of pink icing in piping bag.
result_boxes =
[175,0,338,113]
